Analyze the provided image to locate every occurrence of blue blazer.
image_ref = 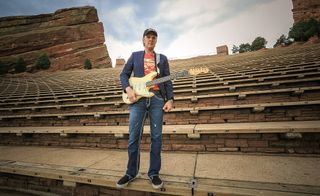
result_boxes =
[120,51,174,101]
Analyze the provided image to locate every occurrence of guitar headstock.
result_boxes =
[173,67,210,78]
[188,67,210,76]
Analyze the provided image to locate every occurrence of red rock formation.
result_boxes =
[292,0,320,23]
[0,6,112,73]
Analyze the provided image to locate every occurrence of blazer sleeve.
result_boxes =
[162,55,174,100]
[120,53,134,92]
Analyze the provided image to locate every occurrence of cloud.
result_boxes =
[102,4,142,43]
[0,0,294,67]
[163,0,293,59]
[105,34,142,68]
[144,0,278,53]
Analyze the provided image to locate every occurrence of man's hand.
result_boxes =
[126,87,137,103]
[163,100,173,112]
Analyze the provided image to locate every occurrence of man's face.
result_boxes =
[143,34,157,49]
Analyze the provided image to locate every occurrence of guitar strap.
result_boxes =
[156,53,160,75]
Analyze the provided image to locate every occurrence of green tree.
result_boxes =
[14,57,27,73]
[231,45,239,54]
[84,58,92,69]
[238,43,251,53]
[273,34,293,47]
[289,18,320,42]
[35,53,51,70]
[251,36,267,51]
[274,34,286,47]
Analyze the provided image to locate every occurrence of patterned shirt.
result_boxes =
[144,52,159,90]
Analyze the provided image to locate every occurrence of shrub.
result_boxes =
[35,53,51,70]
[238,43,251,53]
[232,45,239,54]
[289,18,320,42]
[84,58,92,69]
[14,57,27,73]
[273,34,293,47]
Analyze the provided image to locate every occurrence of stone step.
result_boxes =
[0,145,319,195]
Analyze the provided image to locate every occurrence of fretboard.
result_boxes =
[146,71,187,87]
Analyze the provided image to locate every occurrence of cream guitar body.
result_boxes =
[122,67,209,104]
[122,72,158,104]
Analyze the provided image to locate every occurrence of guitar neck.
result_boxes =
[146,71,186,87]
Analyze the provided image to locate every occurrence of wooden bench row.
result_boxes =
[1,100,319,120]
[0,84,123,99]
[207,64,319,79]
[174,77,320,93]
[174,71,320,89]
[0,86,319,112]
[0,120,319,138]
[0,93,123,107]
[184,54,320,72]
[175,63,317,82]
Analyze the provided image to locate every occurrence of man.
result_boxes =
[117,28,174,189]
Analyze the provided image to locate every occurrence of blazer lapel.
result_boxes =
[139,51,145,76]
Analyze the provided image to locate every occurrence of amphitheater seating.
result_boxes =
[0,44,320,129]
[0,43,320,153]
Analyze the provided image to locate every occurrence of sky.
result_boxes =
[0,0,294,67]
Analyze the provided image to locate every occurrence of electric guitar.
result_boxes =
[122,67,209,104]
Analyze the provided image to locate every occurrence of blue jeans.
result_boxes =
[125,92,164,178]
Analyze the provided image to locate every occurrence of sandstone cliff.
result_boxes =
[0,6,112,73]
[292,0,320,23]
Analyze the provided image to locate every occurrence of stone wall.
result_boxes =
[292,0,320,23]
[216,45,228,55]
[1,132,319,154]
[115,58,126,68]
[0,6,112,73]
